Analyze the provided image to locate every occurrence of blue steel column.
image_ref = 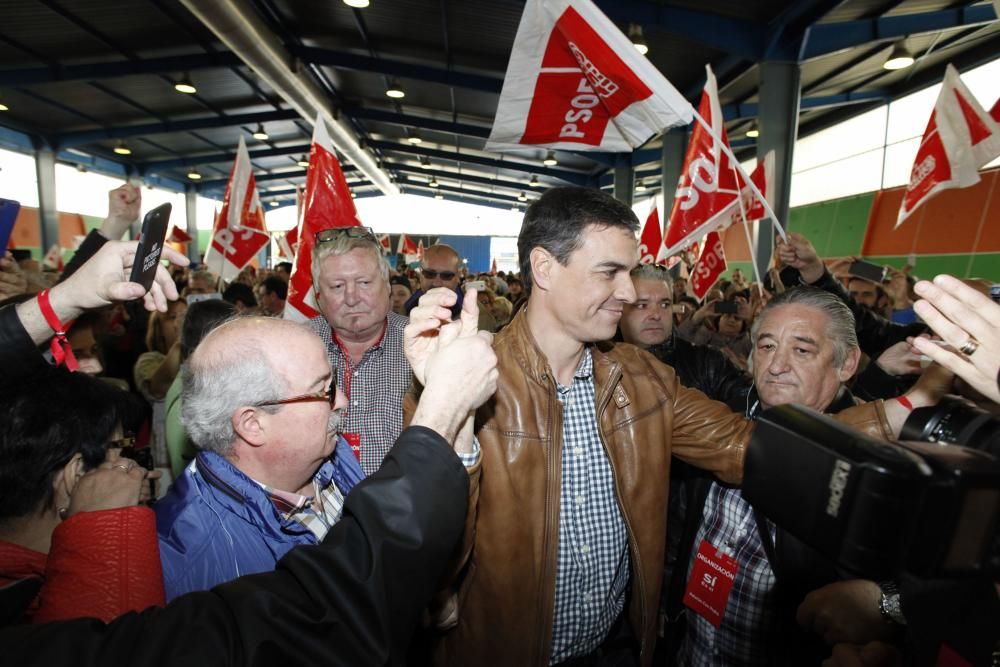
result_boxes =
[185,186,200,264]
[613,153,634,206]
[34,146,59,255]
[755,61,801,278]
[660,127,688,217]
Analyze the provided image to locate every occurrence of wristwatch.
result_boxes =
[878,580,906,626]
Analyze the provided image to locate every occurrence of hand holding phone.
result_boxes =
[847,260,887,284]
[129,203,171,295]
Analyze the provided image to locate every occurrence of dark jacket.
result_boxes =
[0,304,47,382]
[661,387,863,666]
[648,334,751,408]
[0,425,468,666]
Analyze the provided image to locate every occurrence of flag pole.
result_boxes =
[691,109,787,242]
[729,163,765,295]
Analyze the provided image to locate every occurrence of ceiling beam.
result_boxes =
[722,89,889,122]
[0,52,242,86]
[55,109,300,148]
[290,45,505,93]
[802,3,998,60]
[389,162,535,194]
[369,139,592,185]
[344,105,492,139]
[138,142,314,172]
[405,181,527,206]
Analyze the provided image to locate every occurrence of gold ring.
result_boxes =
[959,337,980,356]
[113,463,134,473]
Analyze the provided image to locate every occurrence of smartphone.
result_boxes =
[848,260,887,284]
[186,292,223,305]
[714,301,738,314]
[466,280,486,292]
[0,198,21,254]
[672,304,687,314]
[129,203,171,294]
[990,284,1000,305]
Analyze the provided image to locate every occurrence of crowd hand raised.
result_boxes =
[776,232,825,283]
[404,286,480,386]
[65,457,148,517]
[99,183,141,241]
[911,275,1000,403]
[692,298,718,325]
[797,579,895,646]
[875,339,923,376]
[51,240,188,319]
[0,251,27,300]
[822,642,903,667]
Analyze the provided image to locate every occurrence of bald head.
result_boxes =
[421,244,462,291]
[181,317,325,456]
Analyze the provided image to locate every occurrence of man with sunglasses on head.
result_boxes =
[308,226,411,475]
[155,316,367,600]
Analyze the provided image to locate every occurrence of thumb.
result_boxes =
[459,288,480,337]
[105,281,146,302]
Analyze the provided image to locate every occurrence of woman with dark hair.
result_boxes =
[677,295,753,368]
[164,299,237,478]
[0,367,165,623]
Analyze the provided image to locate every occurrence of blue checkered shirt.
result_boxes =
[675,401,778,667]
[549,348,630,664]
[309,312,411,475]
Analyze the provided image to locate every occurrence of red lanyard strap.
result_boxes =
[37,289,79,372]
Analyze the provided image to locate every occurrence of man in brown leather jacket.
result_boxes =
[405,187,922,667]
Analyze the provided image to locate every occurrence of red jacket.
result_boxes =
[0,506,164,623]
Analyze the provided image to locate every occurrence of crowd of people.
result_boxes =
[0,182,997,667]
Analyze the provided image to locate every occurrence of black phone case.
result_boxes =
[129,203,172,293]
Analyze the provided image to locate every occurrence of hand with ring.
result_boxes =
[911,275,1000,403]
[65,457,150,518]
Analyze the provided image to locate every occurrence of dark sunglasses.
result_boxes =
[315,226,379,245]
[422,269,457,280]
[255,378,337,408]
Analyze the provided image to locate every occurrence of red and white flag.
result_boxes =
[204,136,270,282]
[397,234,418,256]
[896,65,1000,228]
[417,240,426,262]
[377,233,392,254]
[486,0,693,152]
[277,224,299,260]
[990,97,1000,122]
[284,114,364,322]
[638,203,665,265]
[663,66,742,256]
[724,152,775,229]
[166,226,192,244]
[690,231,727,301]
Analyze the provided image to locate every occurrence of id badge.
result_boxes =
[682,540,739,628]
[343,433,362,463]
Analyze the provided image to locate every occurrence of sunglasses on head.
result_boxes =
[254,377,338,408]
[422,269,457,280]
[315,226,379,245]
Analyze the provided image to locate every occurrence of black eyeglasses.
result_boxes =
[422,269,457,280]
[315,226,379,245]
[255,379,337,408]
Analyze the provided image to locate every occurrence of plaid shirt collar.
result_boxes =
[555,346,594,391]
[257,459,336,517]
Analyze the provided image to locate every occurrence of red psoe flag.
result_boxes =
[689,231,727,301]
[637,204,662,265]
[486,0,692,152]
[377,233,392,254]
[663,66,741,256]
[397,234,417,256]
[284,114,364,322]
[204,137,270,282]
[166,226,192,243]
[277,224,299,260]
[896,65,1000,228]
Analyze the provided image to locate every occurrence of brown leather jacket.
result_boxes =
[409,310,892,666]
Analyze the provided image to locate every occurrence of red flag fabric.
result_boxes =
[204,136,270,282]
[690,231,727,300]
[284,114,364,322]
[720,152,774,229]
[991,97,1000,122]
[397,234,418,256]
[486,0,692,152]
[663,66,741,256]
[896,65,1000,228]
[166,226,192,244]
[276,225,298,260]
[637,205,662,265]
[417,240,426,262]
[490,258,498,276]
[377,233,392,254]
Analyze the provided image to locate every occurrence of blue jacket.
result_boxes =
[155,437,364,601]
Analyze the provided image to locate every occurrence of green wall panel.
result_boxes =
[787,193,874,258]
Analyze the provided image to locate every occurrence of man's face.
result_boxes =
[752,304,858,411]
[541,225,637,344]
[848,278,878,310]
[620,277,673,347]
[420,251,461,292]
[188,276,214,295]
[390,283,411,313]
[265,332,348,475]
[718,313,743,337]
[316,248,390,339]
[256,286,281,315]
[673,278,687,301]
[509,281,523,297]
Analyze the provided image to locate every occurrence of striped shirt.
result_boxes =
[258,458,347,542]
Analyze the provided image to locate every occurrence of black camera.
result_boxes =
[742,404,1000,581]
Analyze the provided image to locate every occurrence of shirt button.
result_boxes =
[565,398,573,407]
[580,544,590,554]
[574,447,583,456]
[353,371,358,377]
[583,592,592,602]
[353,401,360,407]
[574,494,585,506]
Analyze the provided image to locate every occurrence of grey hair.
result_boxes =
[750,286,859,368]
[311,234,390,289]
[190,269,218,288]
[180,320,294,456]
[630,264,672,291]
